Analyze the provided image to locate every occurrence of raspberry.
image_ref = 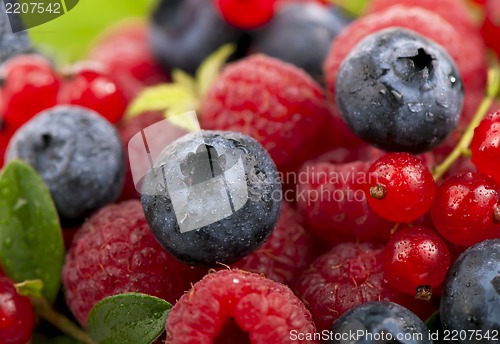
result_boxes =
[231,202,313,285]
[166,269,317,343]
[117,111,165,201]
[200,54,330,170]
[0,277,35,344]
[480,0,500,56]
[324,6,487,99]
[295,241,435,331]
[368,0,476,33]
[88,21,168,101]
[62,200,202,326]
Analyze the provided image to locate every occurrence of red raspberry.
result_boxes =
[89,21,168,101]
[0,277,35,344]
[166,269,317,343]
[62,200,202,327]
[480,0,500,56]
[117,111,165,201]
[324,6,487,100]
[295,242,435,332]
[231,202,313,285]
[297,160,393,243]
[0,124,16,169]
[200,54,330,170]
[368,0,477,33]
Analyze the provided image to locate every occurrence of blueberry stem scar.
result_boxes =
[398,48,435,73]
[433,64,500,181]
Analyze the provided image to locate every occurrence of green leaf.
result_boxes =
[171,69,197,95]
[425,310,442,332]
[28,0,156,62]
[125,84,198,119]
[329,0,370,17]
[15,279,44,298]
[0,161,64,303]
[196,44,236,97]
[87,293,171,344]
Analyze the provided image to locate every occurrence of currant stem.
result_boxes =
[30,297,96,344]
[432,65,500,181]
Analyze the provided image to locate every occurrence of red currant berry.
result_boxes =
[58,68,127,123]
[384,226,450,300]
[471,110,500,184]
[431,172,500,247]
[365,152,436,223]
[213,0,276,29]
[1,54,60,129]
[0,277,35,344]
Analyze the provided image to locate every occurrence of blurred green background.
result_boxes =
[27,0,157,63]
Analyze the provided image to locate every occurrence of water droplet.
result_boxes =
[391,90,403,102]
[3,237,12,248]
[425,112,435,121]
[407,102,424,113]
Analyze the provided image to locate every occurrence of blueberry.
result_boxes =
[252,3,346,80]
[440,239,500,343]
[0,5,33,64]
[141,130,282,266]
[150,0,243,75]
[5,106,125,220]
[335,28,464,153]
[329,301,431,344]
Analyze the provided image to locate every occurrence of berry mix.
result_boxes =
[0,0,499,343]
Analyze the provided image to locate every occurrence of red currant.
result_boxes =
[58,68,127,123]
[365,153,436,223]
[213,0,277,29]
[0,277,35,344]
[471,110,500,184]
[1,54,60,129]
[431,172,500,247]
[384,226,450,300]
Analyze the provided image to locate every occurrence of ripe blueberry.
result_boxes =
[5,106,125,220]
[336,28,464,153]
[150,0,242,74]
[252,2,347,79]
[0,7,33,64]
[329,301,431,344]
[141,130,282,266]
[440,239,500,342]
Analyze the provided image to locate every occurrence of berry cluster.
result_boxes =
[1,0,500,343]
